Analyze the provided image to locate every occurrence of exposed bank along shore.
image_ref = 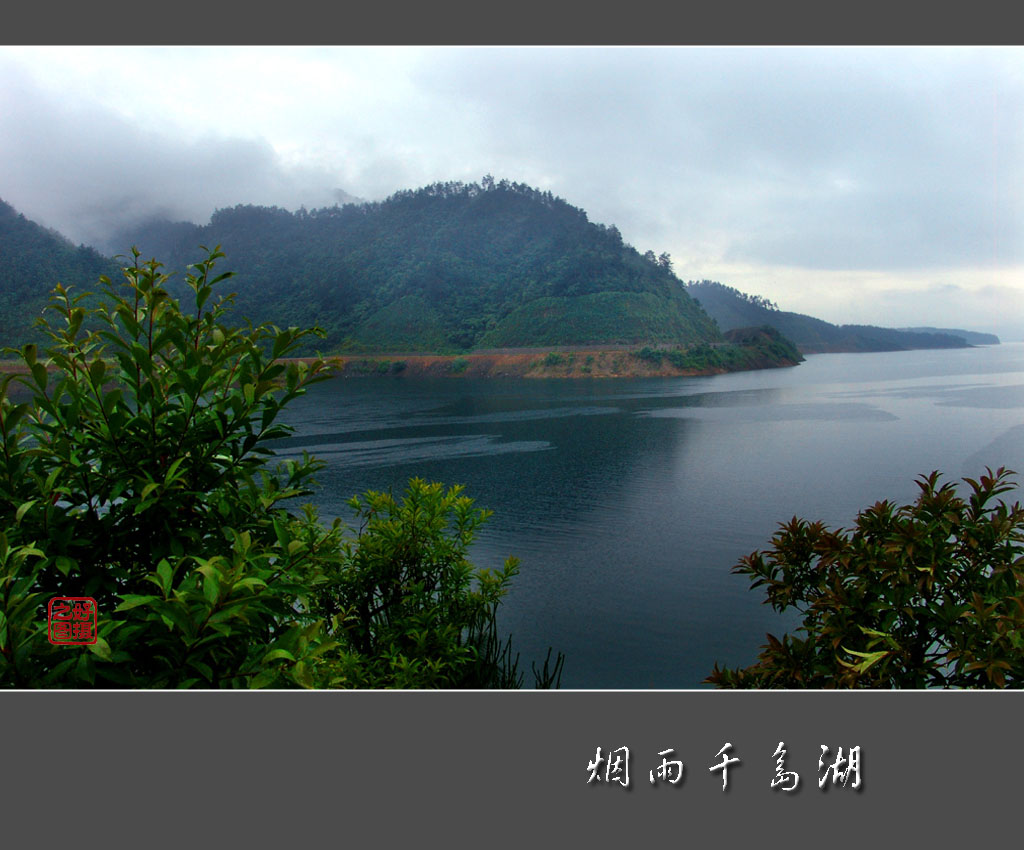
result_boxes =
[1,333,803,381]
[307,343,802,379]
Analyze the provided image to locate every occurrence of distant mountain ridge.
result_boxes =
[685,280,980,354]
[104,179,722,354]
[899,327,999,345]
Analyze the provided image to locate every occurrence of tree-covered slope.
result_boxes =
[0,199,119,348]
[686,280,973,354]
[108,179,721,353]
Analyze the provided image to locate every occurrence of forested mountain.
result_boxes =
[685,280,975,354]
[104,179,722,353]
[14,183,984,362]
[0,199,119,348]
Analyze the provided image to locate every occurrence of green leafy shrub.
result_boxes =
[0,248,338,687]
[345,358,388,374]
[707,468,1024,688]
[450,357,469,374]
[310,480,538,688]
[665,349,691,370]
[0,248,552,688]
[542,351,565,367]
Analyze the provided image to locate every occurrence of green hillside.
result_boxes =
[0,199,119,348]
[106,179,722,353]
[686,280,973,353]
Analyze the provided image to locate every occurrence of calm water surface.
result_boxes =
[275,343,1024,688]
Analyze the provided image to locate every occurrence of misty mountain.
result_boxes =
[685,280,975,354]
[94,189,366,260]
[103,178,721,353]
[0,198,119,349]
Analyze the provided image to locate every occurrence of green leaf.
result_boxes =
[250,668,280,689]
[187,659,214,683]
[89,637,113,661]
[202,571,220,604]
[261,648,297,664]
[102,387,123,416]
[156,559,174,595]
[164,456,187,484]
[115,595,161,612]
[15,500,37,524]
[291,661,314,689]
[30,362,48,390]
[89,358,106,384]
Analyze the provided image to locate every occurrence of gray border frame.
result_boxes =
[2,13,1019,846]
[5,690,1020,844]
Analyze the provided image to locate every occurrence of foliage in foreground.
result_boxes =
[708,468,1024,688]
[0,248,557,688]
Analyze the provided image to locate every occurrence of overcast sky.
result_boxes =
[1,46,1021,338]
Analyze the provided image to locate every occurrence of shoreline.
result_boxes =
[307,347,801,379]
[0,337,803,382]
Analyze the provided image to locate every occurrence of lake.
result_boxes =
[273,343,1024,688]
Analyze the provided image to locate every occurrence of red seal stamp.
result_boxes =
[47,597,98,645]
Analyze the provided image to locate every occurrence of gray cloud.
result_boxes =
[410,47,1023,270]
[0,60,348,245]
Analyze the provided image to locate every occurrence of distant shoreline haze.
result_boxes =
[685,280,997,354]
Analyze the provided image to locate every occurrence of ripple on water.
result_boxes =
[642,401,898,423]
[273,434,553,468]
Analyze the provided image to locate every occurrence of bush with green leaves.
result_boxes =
[707,468,1024,688]
[0,248,550,688]
[309,480,562,689]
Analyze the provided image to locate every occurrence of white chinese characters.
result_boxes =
[771,741,800,792]
[709,743,741,790]
[587,746,631,788]
[649,749,685,786]
[585,742,863,792]
[818,745,862,790]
